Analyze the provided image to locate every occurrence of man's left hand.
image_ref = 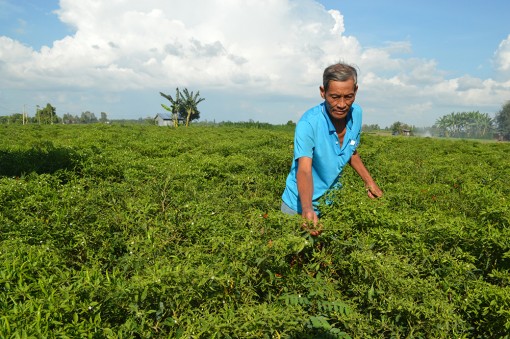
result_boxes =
[366,183,383,199]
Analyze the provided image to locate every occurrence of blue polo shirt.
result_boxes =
[281,102,362,213]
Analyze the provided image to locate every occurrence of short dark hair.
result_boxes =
[323,62,358,91]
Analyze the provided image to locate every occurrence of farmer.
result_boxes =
[281,62,383,225]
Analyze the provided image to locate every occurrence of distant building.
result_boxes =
[154,113,185,126]
[392,129,412,136]
[494,132,506,141]
[154,113,172,126]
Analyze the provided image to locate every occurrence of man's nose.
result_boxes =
[336,98,346,107]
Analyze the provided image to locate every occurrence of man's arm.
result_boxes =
[296,156,319,224]
[349,151,383,198]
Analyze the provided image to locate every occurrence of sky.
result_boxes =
[0,0,509,128]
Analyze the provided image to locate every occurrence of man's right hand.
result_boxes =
[301,207,322,236]
[296,157,321,235]
[302,207,318,225]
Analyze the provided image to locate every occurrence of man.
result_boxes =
[281,62,383,225]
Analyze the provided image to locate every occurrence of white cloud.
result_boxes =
[0,0,508,126]
[1,0,357,93]
[494,34,510,72]
[455,75,485,91]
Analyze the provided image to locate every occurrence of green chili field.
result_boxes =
[1,123,509,338]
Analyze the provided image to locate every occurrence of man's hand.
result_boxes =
[302,207,318,224]
[301,207,322,236]
[366,183,383,199]
[296,157,322,235]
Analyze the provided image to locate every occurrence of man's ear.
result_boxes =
[354,85,358,93]
[319,85,325,99]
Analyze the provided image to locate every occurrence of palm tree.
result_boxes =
[434,115,453,137]
[160,88,182,127]
[181,88,205,127]
[472,112,493,138]
[435,111,495,139]
[448,112,461,137]
[496,101,510,140]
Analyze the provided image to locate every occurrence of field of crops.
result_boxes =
[1,123,509,338]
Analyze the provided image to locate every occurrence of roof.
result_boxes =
[155,113,172,120]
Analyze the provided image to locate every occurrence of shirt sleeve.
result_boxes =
[294,120,315,159]
[351,104,362,146]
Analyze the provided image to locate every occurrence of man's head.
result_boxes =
[322,62,358,92]
[320,62,359,122]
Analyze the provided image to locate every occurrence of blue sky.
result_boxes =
[330,1,508,76]
[0,0,509,127]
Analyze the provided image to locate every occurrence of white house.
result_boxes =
[154,113,185,126]
[154,113,172,126]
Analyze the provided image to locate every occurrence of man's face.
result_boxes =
[320,79,358,122]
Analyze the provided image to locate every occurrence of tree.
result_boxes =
[473,112,494,138]
[434,111,494,139]
[362,124,380,132]
[389,121,412,135]
[100,112,108,123]
[63,113,80,124]
[80,111,98,124]
[9,113,24,124]
[160,88,182,127]
[0,114,25,124]
[160,88,205,127]
[495,101,510,140]
[181,88,205,127]
[35,103,58,124]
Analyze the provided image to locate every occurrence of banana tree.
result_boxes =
[160,88,182,127]
[181,88,205,127]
